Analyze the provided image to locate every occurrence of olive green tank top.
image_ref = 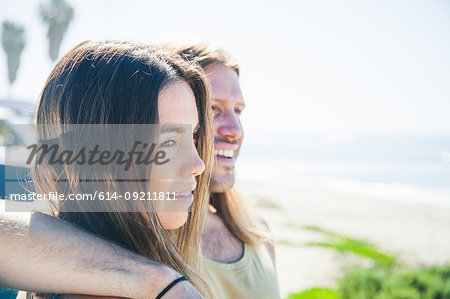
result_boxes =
[203,243,280,299]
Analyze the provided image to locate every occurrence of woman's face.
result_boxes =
[153,80,205,230]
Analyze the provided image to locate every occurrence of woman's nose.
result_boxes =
[181,143,205,178]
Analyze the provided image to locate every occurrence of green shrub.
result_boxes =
[286,288,337,299]
[284,225,450,299]
[337,265,450,299]
[303,225,397,268]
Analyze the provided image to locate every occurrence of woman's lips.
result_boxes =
[173,191,194,202]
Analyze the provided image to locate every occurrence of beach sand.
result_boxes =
[238,178,450,297]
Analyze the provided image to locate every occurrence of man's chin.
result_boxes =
[209,174,235,193]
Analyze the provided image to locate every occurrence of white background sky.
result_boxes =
[1,0,450,138]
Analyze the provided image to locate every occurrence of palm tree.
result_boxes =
[40,0,74,62]
[1,21,26,97]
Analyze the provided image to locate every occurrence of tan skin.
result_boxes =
[153,81,205,230]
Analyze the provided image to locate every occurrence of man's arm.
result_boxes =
[0,211,202,298]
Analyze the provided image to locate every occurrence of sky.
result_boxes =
[1,0,450,138]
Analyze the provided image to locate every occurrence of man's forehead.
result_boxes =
[206,64,244,104]
[210,83,243,102]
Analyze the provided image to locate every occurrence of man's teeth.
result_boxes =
[214,149,234,158]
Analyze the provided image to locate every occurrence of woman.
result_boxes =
[23,40,214,298]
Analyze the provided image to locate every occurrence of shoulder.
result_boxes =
[255,215,276,264]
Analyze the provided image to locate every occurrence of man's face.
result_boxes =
[205,64,245,193]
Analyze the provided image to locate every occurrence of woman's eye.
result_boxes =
[234,108,242,115]
[160,140,175,148]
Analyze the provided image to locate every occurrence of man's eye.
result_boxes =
[211,105,220,116]
[160,140,175,148]
[234,108,242,115]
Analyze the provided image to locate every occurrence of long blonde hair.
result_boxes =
[30,40,213,298]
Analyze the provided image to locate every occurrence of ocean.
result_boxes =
[237,133,450,206]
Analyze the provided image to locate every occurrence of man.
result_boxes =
[174,44,279,299]
[0,43,279,299]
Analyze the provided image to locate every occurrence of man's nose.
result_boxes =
[216,111,243,140]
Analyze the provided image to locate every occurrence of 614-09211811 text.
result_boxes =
[8,191,180,202]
